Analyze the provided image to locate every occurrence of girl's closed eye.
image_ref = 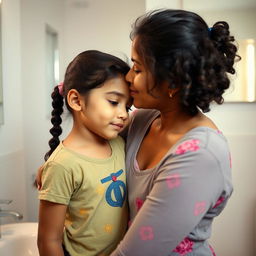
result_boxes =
[108,100,131,113]
[108,100,119,106]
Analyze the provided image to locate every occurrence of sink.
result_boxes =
[0,222,39,256]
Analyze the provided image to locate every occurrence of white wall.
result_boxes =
[20,0,65,221]
[0,0,27,224]
[63,0,145,69]
[206,104,256,256]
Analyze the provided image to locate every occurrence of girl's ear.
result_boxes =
[67,89,84,111]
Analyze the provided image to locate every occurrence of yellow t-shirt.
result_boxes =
[39,136,128,256]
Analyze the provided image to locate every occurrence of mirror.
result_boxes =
[0,0,3,124]
[183,0,256,102]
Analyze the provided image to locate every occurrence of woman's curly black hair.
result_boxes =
[44,50,130,161]
[131,9,241,115]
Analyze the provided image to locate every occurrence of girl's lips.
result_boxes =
[111,123,124,130]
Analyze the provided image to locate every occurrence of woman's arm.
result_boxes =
[37,200,67,256]
[110,144,228,256]
[35,165,44,190]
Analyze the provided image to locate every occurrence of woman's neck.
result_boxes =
[155,107,211,135]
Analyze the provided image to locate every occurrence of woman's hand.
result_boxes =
[34,165,44,190]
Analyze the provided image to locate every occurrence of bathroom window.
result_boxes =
[45,25,59,116]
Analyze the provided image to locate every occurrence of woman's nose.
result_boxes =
[125,69,133,83]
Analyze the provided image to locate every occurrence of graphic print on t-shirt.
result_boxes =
[101,169,126,207]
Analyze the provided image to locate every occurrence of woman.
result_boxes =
[109,9,239,256]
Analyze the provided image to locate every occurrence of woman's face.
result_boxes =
[126,38,169,109]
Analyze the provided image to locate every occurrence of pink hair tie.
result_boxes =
[57,82,64,96]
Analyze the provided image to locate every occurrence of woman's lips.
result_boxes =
[130,89,138,96]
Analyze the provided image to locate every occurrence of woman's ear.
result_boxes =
[67,89,84,111]
[168,88,180,98]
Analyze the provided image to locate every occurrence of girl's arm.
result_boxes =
[37,200,67,256]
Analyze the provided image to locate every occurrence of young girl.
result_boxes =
[37,50,131,256]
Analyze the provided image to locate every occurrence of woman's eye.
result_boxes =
[133,68,141,74]
[133,65,141,74]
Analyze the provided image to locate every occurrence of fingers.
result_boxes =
[34,165,44,190]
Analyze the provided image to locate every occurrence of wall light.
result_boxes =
[246,39,255,102]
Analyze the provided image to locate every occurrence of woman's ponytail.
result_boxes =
[210,21,240,75]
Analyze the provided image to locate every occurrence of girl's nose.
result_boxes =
[118,107,129,121]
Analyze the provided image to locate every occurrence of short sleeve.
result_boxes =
[39,162,76,205]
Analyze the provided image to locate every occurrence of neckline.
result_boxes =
[59,140,115,163]
[133,111,223,173]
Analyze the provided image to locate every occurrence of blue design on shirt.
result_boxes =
[101,169,126,207]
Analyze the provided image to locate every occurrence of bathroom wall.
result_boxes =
[20,0,66,221]
[63,0,145,67]
[0,0,27,224]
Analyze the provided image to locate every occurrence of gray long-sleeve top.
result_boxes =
[110,109,233,256]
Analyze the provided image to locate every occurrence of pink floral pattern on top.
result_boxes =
[175,139,200,155]
[194,201,206,216]
[213,196,225,208]
[209,245,217,256]
[173,237,194,255]
[135,198,144,211]
[139,226,154,240]
[166,173,181,189]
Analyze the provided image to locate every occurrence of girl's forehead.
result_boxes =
[98,77,129,92]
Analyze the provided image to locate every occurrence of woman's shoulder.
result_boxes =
[132,108,159,119]
[129,108,159,129]
[171,127,231,171]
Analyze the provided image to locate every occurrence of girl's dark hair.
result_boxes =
[131,9,241,115]
[44,50,130,161]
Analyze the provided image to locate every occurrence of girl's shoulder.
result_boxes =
[110,135,126,154]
